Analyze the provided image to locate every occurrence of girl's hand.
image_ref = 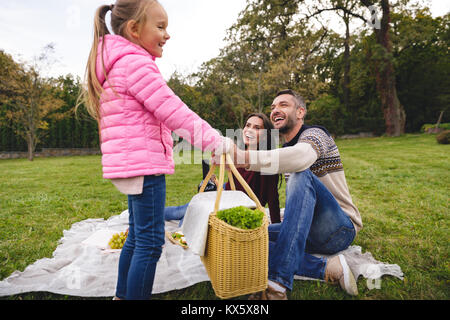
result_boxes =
[211,139,249,169]
[211,137,234,164]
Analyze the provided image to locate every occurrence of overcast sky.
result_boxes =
[0,0,448,81]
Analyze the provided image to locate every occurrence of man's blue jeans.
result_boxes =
[268,170,355,290]
[115,175,166,300]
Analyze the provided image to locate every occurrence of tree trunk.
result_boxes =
[257,67,263,113]
[343,14,351,113]
[435,111,444,128]
[373,0,406,136]
[27,132,34,161]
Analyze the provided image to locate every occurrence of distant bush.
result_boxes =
[436,130,450,144]
[421,123,450,133]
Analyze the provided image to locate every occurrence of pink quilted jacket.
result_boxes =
[96,35,222,179]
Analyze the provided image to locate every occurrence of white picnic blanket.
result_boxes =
[0,210,404,298]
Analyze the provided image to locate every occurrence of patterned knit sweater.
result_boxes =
[248,125,363,233]
[298,128,343,177]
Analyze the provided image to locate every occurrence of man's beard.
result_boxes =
[278,116,296,134]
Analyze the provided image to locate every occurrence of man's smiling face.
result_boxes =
[270,94,304,134]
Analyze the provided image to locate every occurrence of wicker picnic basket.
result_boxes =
[199,153,269,299]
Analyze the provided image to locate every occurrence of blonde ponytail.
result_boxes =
[78,0,158,122]
[78,5,111,122]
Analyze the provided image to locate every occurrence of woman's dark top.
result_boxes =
[225,167,281,223]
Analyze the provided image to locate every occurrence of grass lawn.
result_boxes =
[0,134,448,300]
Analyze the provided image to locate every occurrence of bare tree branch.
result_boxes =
[304,6,369,24]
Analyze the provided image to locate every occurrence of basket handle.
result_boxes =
[199,153,265,214]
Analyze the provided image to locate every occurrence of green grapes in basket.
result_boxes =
[108,230,128,249]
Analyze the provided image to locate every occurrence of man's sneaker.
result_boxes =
[248,284,288,300]
[325,254,358,296]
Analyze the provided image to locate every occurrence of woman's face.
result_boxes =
[242,116,265,148]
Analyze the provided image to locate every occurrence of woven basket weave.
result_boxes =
[199,153,268,299]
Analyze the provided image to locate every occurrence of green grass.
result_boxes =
[0,134,448,300]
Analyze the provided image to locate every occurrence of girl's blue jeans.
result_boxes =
[115,175,166,300]
[268,169,355,290]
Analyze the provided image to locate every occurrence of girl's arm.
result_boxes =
[126,55,222,152]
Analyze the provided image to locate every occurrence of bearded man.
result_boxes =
[234,89,363,299]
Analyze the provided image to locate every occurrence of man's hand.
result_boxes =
[231,146,250,169]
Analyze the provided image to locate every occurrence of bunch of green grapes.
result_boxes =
[109,230,128,249]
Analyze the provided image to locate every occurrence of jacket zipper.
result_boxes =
[160,125,167,156]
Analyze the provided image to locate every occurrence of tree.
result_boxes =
[223,0,303,116]
[393,10,450,132]
[260,26,331,104]
[359,0,406,136]
[0,45,65,160]
[44,74,100,149]
[168,0,446,137]
[305,0,408,136]
[304,0,367,115]
[193,0,332,129]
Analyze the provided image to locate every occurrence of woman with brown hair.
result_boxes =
[224,113,281,223]
[165,113,281,225]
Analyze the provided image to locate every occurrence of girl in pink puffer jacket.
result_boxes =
[81,0,229,300]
